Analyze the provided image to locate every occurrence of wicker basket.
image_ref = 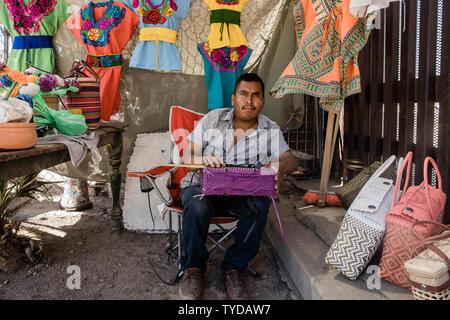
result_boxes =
[42,95,60,110]
[405,231,450,300]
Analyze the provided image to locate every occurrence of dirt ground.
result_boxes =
[0,192,301,300]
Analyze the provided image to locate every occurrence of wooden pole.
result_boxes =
[317,109,340,206]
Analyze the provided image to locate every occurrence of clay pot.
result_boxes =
[0,122,37,151]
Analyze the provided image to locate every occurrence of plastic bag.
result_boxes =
[32,95,87,136]
[0,97,33,123]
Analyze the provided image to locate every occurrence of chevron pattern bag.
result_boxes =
[325,155,401,279]
[379,152,447,288]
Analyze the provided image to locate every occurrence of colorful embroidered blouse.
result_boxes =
[198,41,252,109]
[269,0,377,114]
[204,0,248,50]
[0,0,70,72]
[67,0,139,121]
[123,0,191,71]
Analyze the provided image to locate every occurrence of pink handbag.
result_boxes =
[379,152,447,288]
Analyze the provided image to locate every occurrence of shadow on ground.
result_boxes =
[0,195,300,300]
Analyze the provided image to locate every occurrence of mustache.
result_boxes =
[241,105,256,110]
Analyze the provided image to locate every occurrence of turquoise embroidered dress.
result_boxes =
[122,0,191,71]
[198,41,252,109]
[0,0,70,72]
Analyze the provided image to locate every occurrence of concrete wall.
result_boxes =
[50,0,299,183]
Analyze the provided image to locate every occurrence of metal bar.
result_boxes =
[415,0,438,183]
[437,0,450,223]
[359,32,372,165]
[398,0,418,158]
[369,13,385,163]
[382,3,400,159]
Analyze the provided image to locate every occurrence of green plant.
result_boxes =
[0,172,53,271]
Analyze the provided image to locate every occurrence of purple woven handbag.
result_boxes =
[200,166,285,242]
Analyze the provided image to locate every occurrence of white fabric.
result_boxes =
[349,0,399,18]
[0,98,32,123]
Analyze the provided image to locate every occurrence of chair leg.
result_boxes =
[207,226,237,252]
[177,213,183,273]
[247,266,261,278]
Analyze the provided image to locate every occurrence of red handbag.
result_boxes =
[379,152,447,288]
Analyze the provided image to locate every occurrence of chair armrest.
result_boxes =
[127,165,176,178]
[128,166,178,207]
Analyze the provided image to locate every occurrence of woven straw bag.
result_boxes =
[405,221,450,300]
[336,160,397,209]
[64,60,101,130]
[335,161,381,208]
[379,152,447,288]
[42,95,59,110]
[325,155,401,279]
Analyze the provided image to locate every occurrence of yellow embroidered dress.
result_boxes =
[204,0,248,50]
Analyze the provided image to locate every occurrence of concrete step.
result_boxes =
[264,178,413,300]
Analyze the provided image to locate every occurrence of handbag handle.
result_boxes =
[65,60,85,78]
[393,151,413,207]
[423,157,446,219]
[80,60,101,83]
[64,59,101,83]
[409,220,450,263]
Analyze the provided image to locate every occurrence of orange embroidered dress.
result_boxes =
[67,0,139,121]
[269,0,377,113]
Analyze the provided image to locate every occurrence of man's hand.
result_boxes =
[202,154,225,168]
[267,150,298,194]
[274,172,282,194]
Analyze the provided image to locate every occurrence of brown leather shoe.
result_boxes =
[179,268,204,300]
[223,269,250,300]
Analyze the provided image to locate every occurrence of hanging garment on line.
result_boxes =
[66,0,139,121]
[123,0,191,71]
[198,41,252,109]
[204,0,249,50]
[269,0,377,114]
[0,0,70,72]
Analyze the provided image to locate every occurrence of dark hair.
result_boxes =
[233,73,265,96]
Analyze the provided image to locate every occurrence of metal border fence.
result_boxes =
[343,0,450,223]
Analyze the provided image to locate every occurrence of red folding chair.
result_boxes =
[127,106,239,283]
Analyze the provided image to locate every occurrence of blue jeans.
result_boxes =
[180,185,271,274]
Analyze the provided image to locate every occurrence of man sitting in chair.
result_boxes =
[180,73,298,300]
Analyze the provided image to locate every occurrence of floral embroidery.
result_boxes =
[144,8,162,24]
[86,53,122,68]
[133,0,177,25]
[200,41,249,72]
[3,0,57,34]
[162,6,172,17]
[216,0,239,5]
[87,28,100,41]
[80,0,126,47]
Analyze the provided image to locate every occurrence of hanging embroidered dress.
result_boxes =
[269,0,377,113]
[122,0,190,71]
[198,41,251,109]
[66,0,139,121]
[0,0,70,72]
[204,0,248,50]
